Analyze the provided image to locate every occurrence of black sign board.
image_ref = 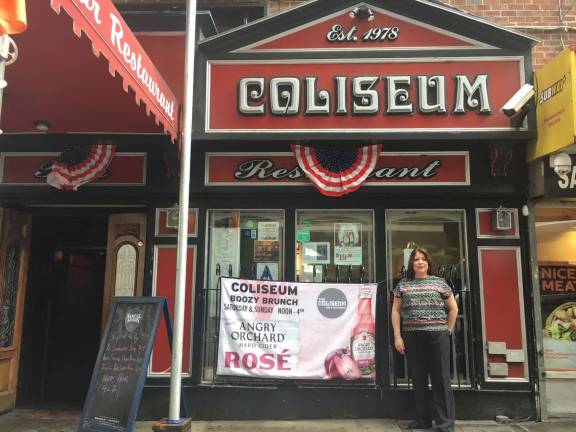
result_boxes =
[543,153,576,197]
[78,297,170,432]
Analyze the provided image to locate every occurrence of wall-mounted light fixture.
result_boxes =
[492,207,513,231]
[33,120,51,132]
[349,5,375,21]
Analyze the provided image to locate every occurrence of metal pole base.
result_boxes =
[152,418,192,432]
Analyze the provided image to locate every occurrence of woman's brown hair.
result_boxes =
[406,247,433,279]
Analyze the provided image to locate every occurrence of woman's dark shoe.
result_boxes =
[407,420,433,429]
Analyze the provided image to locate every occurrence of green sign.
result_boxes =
[297,231,311,242]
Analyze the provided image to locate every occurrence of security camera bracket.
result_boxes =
[508,103,531,128]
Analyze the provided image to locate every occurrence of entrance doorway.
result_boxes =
[16,214,107,409]
[385,209,471,388]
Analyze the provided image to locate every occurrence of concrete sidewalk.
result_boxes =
[0,410,573,432]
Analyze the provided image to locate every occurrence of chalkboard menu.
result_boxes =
[78,297,169,432]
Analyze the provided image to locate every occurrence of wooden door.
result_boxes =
[101,213,147,330]
[0,209,31,413]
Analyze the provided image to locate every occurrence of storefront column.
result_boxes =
[526,202,548,420]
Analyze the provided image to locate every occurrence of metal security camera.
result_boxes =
[550,152,573,175]
[501,84,535,118]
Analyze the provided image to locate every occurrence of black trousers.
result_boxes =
[403,331,455,432]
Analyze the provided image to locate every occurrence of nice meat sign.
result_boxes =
[217,278,377,380]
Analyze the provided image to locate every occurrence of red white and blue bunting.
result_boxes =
[47,142,116,191]
[291,144,382,197]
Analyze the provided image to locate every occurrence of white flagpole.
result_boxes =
[169,0,197,422]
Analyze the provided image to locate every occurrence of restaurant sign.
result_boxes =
[206,59,524,133]
[205,152,469,186]
[528,49,576,162]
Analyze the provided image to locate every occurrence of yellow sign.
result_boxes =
[528,49,576,162]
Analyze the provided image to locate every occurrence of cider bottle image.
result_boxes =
[350,286,376,377]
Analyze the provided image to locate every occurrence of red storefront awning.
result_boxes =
[2,0,181,141]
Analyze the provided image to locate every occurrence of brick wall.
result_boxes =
[443,0,576,68]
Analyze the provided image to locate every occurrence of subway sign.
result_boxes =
[206,58,525,133]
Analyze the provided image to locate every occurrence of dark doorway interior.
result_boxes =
[17,214,107,409]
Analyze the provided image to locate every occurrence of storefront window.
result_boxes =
[386,210,470,387]
[295,210,375,283]
[203,209,284,381]
[535,206,576,389]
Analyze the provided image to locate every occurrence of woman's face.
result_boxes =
[412,251,429,278]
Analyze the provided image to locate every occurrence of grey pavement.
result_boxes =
[0,410,574,432]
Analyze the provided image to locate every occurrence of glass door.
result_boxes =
[385,209,471,387]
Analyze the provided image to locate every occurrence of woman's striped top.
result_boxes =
[393,276,453,332]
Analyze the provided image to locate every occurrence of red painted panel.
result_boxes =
[480,248,526,379]
[477,209,517,237]
[151,246,195,375]
[252,9,474,51]
[208,60,522,132]
[156,209,198,236]
[0,153,145,185]
[206,152,468,185]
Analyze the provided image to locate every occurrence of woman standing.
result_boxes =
[391,248,459,431]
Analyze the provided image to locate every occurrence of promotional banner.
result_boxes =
[543,301,576,372]
[217,277,377,380]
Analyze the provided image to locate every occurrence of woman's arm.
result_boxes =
[391,296,404,354]
[444,294,459,334]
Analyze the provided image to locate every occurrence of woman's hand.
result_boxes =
[394,335,405,355]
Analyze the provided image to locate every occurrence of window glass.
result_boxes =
[386,209,470,387]
[534,206,576,378]
[203,209,284,381]
[295,210,375,283]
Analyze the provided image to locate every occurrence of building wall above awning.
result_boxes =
[2,0,181,141]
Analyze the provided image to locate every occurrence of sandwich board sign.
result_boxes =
[78,297,171,432]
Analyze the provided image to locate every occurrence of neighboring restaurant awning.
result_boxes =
[527,49,576,162]
[2,0,180,141]
[0,0,27,35]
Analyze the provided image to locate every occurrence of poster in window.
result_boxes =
[302,242,330,264]
[254,240,279,262]
[210,228,240,277]
[543,301,576,373]
[256,263,279,281]
[334,223,362,265]
[258,221,279,241]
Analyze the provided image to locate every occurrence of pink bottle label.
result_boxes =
[351,331,376,374]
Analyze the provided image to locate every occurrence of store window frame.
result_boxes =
[201,208,286,384]
[295,209,376,284]
[385,209,472,389]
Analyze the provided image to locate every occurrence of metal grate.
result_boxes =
[0,242,21,348]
